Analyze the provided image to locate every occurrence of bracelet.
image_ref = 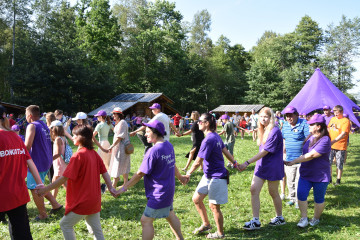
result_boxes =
[232,161,238,167]
[246,161,250,166]
[121,187,127,192]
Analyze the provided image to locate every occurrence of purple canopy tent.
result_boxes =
[281,68,360,127]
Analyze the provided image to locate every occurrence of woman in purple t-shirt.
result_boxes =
[116,120,187,240]
[285,114,331,228]
[239,107,286,230]
[185,113,241,239]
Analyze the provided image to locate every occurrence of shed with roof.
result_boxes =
[211,105,264,117]
[88,93,177,117]
[0,101,26,117]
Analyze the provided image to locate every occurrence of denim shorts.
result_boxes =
[27,171,48,190]
[143,204,173,219]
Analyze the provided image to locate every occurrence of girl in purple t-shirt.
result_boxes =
[185,113,241,239]
[285,114,331,228]
[239,107,286,230]
[115,120,187,240]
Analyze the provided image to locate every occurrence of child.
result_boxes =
[49,120,67,199]
[37,126,116,239]
[11,124,25,141]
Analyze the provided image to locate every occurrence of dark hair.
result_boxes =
[78,118,89,127]
[304,122,329,147]
[148,127,166,138]
[113,112,124,120]
[0,105,6,120]
[73,126,94,150]
[54,109,63,116]
[201,113,217,132]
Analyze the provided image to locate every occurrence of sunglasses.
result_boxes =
[198,120,207,124]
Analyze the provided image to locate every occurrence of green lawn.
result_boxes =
[1,132,359,239]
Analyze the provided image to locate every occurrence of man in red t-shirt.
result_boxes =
[0,105,43,240]
[172,113,182,130]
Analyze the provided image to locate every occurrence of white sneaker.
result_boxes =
[280,194,285,200]
[309,218,320,226]
[297,218,308,228]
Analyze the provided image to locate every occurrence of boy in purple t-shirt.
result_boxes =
[116,120,188,240]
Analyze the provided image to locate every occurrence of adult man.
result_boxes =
[282,106,309,207]
[130,103,179,151]
[328,105,351,185]
[322,105,333,126]
[250,109,258,141]
[25,105,62,220]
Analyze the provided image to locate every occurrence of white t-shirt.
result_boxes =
[152,112,171,141]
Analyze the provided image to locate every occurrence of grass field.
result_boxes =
[1,131,359,240]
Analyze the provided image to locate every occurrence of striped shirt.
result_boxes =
[282,118,309,162]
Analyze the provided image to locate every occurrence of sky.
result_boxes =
[71,0,360,96]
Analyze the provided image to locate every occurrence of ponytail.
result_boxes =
[201,113,217,132]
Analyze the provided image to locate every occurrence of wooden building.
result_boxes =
[211,104,264,117]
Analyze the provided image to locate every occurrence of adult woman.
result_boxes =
[239,107,285,230]
[49,120,68,200]
[116,120,187,240]
[177,111,204,172]
[0,105,43,239]
[72,112,92,134]
[186,113,240,239]
[93,110,113,170]
[285,114,331,227]
[108,108,131,188]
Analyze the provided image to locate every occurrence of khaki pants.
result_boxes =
[284,164,300,202]
[60,211,104,240]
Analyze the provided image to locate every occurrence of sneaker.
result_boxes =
[101,184,107,194]
[280,193,285,200]
[269,216,286,226]
[286,200,295,206]
[243,219,261,230]
[309,218,320,226]
[297,218,308,228]
[295,203,299,209]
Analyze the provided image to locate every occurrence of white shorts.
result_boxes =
[196,175,228,205]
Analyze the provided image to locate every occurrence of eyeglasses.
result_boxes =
[198,120,207,124]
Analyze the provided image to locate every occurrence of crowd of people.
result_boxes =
[0,102,356,239]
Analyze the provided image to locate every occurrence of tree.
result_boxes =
[189,9,212,58]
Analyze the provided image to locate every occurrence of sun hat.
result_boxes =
[111,107,123,114]
[142,120,165,136]
[72,112,87,121]
[11,124,20,131]
[283,106,298,114]
[49,120,63,128]
[307,114,325,125]
[323,105,331,110]
[149,103,161,109]
[220,114,229,120]
[94,110,107,117]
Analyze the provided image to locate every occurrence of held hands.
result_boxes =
[238,163,247,171]
[108,187,118,198]
[35,184,46,197]
[283,160,295,166]
[100,146,109,153]
[129,131,137,137]
[176,132,182,137]
[178,175,190,185]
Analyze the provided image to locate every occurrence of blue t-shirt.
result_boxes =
[139,141,175,209]
[197,132,227,179]
[282,118,310,161]
[300,135,331,182]
[254,127,284,181]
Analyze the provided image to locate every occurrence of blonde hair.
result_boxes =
[191,111,200,121]
[46,112,56,127]
[257,107,275,146]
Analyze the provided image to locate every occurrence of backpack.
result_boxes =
[60,137,73,164]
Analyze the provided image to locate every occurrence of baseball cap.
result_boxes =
[94,110,107,117]
[111,107,123,113]
[307,114,325,125]
[49,120,63,128]
[323,105,331,110]
[220,114,229,120]
[143,120,165,136]
[149,103,161,109]
[283,106,298,114]
[72,112,87,120]
[11,124,20,131]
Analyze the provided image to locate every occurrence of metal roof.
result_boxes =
[211,105,264,113]
[88,93,174,116]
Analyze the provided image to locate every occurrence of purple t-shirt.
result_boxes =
[300,135,331,182]
[28,120,53,172]
[323,115,333,126]
[139,141,175,209]
[254,127,284,181]
[197,132,227,179]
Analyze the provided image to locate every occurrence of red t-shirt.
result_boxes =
[239,120,247,128]
[0,130,31,212]
[9,118,16,127]
[63,147,107,215]
[172,115,182,125]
